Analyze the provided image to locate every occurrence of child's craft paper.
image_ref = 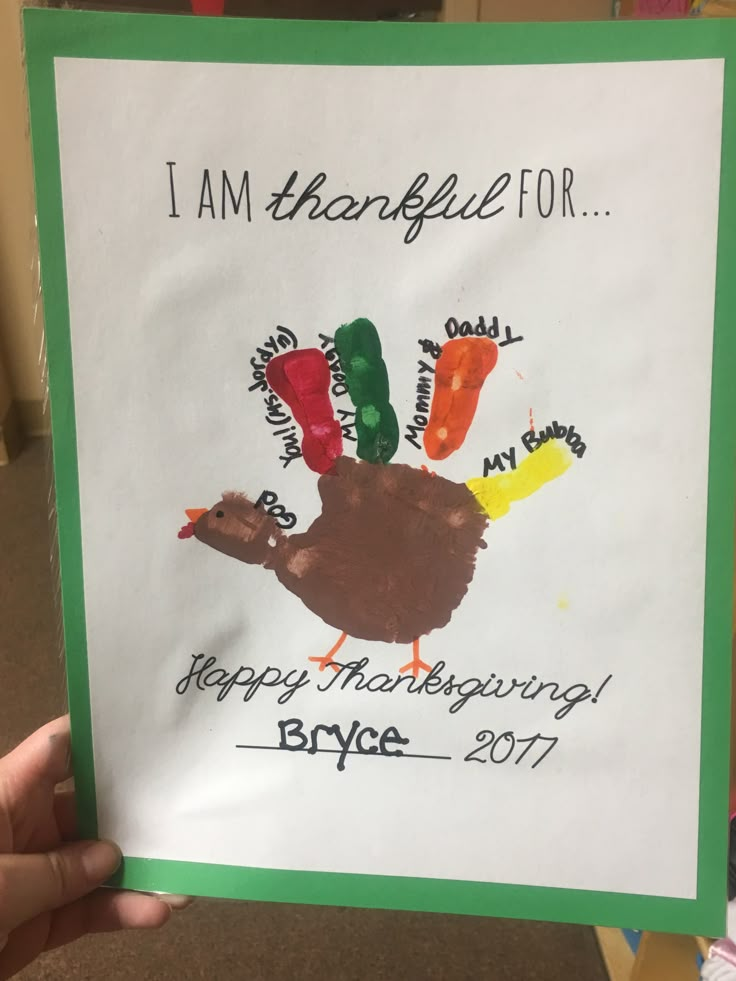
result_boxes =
[24,9,736,935]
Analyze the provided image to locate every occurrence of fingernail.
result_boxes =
[158,894,194,910]
[81,840,122,880]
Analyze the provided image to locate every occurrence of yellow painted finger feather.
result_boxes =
[466,439,573,521]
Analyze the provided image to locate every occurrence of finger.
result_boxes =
[53,788,77,840]
[0,840,121,934]
[45,889,171,950]
[0,717,71,788]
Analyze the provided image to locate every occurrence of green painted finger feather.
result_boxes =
[334,318,399,464]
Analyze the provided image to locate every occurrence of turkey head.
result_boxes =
[189,492,282,566]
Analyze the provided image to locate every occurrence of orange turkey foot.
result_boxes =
[398,639,432,679]
[308,631,348,673]
[308,653,341,673]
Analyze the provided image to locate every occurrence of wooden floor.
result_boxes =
[0,439,609,981]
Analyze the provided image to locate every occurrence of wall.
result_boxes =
[0,0,47,435]
[445,0,612,20]
[480,0,611,18]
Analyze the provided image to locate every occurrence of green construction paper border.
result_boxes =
[23,7,736,936]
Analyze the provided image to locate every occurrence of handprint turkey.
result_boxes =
[179,318,572,678]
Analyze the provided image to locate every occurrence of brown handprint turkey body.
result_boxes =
[193,455,489,646]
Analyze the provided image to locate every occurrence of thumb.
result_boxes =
[0,841,121,935]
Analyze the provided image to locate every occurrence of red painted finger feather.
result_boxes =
[266,349,343,474]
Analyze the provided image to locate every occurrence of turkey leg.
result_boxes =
[399,638,432,679]
[308,631,348,672]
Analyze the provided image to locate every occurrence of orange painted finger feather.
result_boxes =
[423,337,498,461]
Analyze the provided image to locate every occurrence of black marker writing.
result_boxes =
[166,161,180,218]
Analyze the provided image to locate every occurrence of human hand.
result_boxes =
[0,717,174,979]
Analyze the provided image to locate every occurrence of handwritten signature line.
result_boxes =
[235,744,452,761]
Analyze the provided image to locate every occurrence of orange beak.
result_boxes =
[185,508,208,523]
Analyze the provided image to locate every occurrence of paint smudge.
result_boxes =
[557,594,570,610]
[334,318,399,464]
[514,369,525,381]
[466,439,573,520]
[529,407,535,433]
[424,337,498,461]
[266,349,343,475]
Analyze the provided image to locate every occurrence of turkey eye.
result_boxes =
[216,510,224,518]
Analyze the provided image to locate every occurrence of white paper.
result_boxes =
[54,56,724,899]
